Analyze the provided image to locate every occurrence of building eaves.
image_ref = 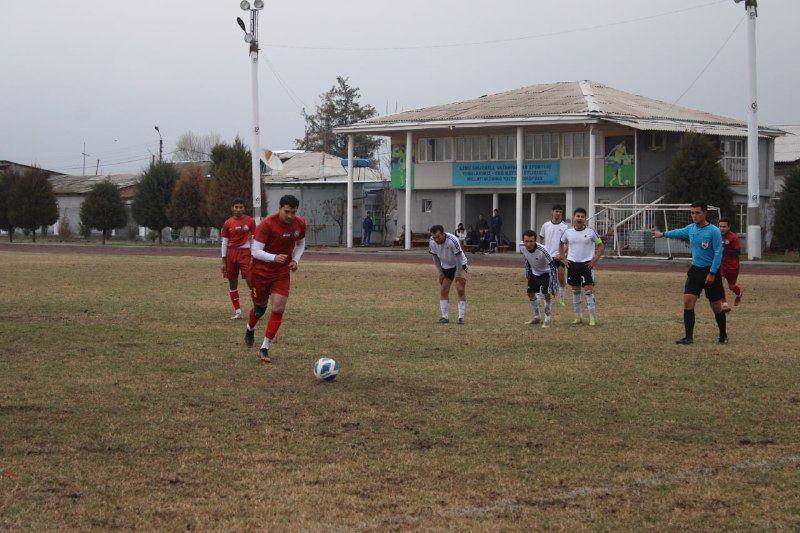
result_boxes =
[773,125,800,163]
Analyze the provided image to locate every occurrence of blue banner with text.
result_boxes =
[452,161,559,186]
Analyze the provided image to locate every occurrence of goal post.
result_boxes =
[592,203,721,258]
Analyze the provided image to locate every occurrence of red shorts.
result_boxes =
[250,274,290,303]
[224,248,251,280]
[720,267,739,287]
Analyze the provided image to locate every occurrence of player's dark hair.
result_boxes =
[574,207,587,216]
[279,194,300,209]
[523,229,537,239]
[552,204,563,211]
[429,224,444,234]
[690,200,708,211]
[719,216,732,225]
[231,198,245,206]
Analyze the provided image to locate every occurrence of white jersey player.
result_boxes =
[428,224,468,324]
[520,230,558,328]
[559,207,605,326]
[539,204,569,305]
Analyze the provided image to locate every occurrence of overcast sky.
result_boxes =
[1,0,798,176]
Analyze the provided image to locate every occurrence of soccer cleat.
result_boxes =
[541,317,551,329]
[258,348,271,363]
[721,302,731,313]
[588,319,596,327]
[438,317,449,324]
[734,289,742,306]
[675,337,694,345]
[571,317,583,325]
[231,309,242,320]
[244,327,254,348]
[718,336,729,345]
[525,317,542,325]
[457,317,464,325]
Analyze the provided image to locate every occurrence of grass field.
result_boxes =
[1,251,799,531]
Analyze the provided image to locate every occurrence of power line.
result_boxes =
[672,13,746,106]
[263,58,307,111]
[264,1,728,52]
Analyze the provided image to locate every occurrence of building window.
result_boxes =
[490,135,516,160]
[422,199,432,213]
[563,132,588,158]
[525,133,559,160]
[419,138,453,162]
[721,139,746,184]
[456,136,489,161]
[735,203,747,232]
[648,132,667,151]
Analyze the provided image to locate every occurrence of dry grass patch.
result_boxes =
[1,252,799,531]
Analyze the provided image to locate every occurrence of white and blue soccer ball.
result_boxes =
[313,357,339,381]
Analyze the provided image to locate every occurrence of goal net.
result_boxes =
[592,203,721,258]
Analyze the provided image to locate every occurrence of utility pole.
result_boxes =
[236,0,265,223]
[735,0,761,259]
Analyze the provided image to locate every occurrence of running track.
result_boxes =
[2,242,798,276]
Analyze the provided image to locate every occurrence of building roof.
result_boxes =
[49,174,140,195]
[773,125,800,163]
[0,160,63,177]
[334,80,783,138]
[265,151,384,184]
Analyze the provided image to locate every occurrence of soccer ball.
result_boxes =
[313,357,339,381]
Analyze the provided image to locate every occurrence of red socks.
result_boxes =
[229,289,240,311]
[265,311,283,340]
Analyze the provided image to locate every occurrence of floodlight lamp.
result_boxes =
[240,1,251,10]
[236,17,246,32]
[253,0,264,9]
[244,33,254,43]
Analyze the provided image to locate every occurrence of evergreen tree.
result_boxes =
[205,137,263,228]
[295,76,380,163]
[0,172,20,242]
[168,165,207,243]
[773,165,800,252]
[80,180,128,245]
[132,161,179,244]
[7,168,59,242]
[664,132,735,220]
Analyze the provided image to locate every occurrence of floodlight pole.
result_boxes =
[238,1,265,223]
[737,0,761,259]
[154,126,163,162]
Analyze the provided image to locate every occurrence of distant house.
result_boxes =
[335,80,784,249]
[774,125,800,193]
[264,151,392,245]
[49,174,140,238]
[0,160,62,179]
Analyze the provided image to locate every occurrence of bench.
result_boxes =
[495,245,510,253]
[464,244,480,253]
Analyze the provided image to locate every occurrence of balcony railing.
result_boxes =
[721,156,747,184]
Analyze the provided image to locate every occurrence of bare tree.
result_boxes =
[321,195,346,245]
[374,179,398,245]
[173,131,221,162]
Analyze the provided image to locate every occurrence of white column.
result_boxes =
[250,48,262,224]
[405,131,413,250]
[492,193,499,212]
[565,189,574,223]
[455,189,462,231]
[530,192,537,233]
[745,2,761,259]
[515,126,524,252]
[347,135,354,248]
[588,125,597,222]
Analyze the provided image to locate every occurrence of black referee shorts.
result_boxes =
[684,265,724,301]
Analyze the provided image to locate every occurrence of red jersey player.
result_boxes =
[244,194,306,363]
[221,198,255,320]
[718,217,742,312]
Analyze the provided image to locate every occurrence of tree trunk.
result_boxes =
[32,229,36,243]
[101,229,107,245]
